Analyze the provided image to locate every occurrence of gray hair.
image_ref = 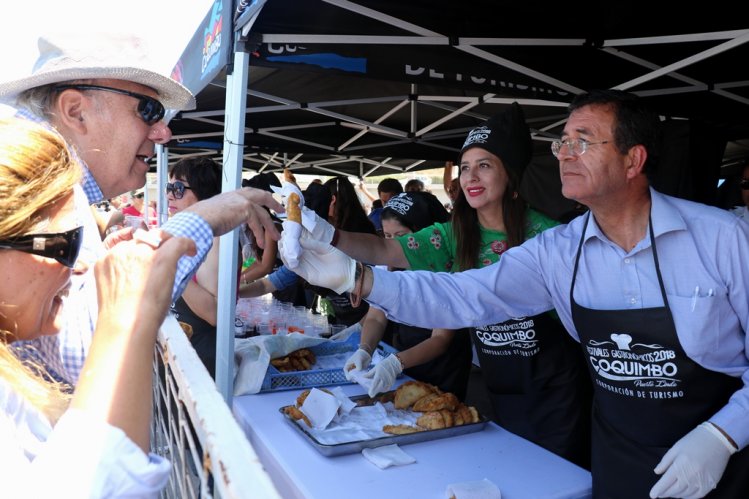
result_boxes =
[15,79,96,121]
[14,85,58,121]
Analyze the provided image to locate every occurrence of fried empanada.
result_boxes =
[412,392,459,412]
[454,404,472,426]
[383,424,424,435]
[416,411,448,430]
[467,406,480,424]
[439,409,454,428]
[394,380,438,409]
[283,405,311,427]
[287,192,302,223]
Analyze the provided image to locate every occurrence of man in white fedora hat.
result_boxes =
[1,33,282,383]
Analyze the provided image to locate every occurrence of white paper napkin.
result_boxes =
[445,479,501,499]
[361,444,416,469]
[280,219,303,268]
[301,401,420,446]
[300,388,340,429]
[330,386,356,415]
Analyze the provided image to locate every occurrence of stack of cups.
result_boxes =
[235,295,330,337]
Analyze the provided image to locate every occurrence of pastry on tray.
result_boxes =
[393,380,438,409]
[383,381,481,433]
[285,388,334,428]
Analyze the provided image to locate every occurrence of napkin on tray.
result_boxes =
[362,444,416,469]
[300,388,341,429]
[445,478,501,499]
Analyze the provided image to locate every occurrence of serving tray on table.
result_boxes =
[260,333,397,393]
[279,391,489,457]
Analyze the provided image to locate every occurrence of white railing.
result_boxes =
[151,314,281,499]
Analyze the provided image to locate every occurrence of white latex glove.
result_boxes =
[650,422,736,499]
[343,348,372,381]
[330,321,362,341]
[303,206,336,246]
[363,354,403,397]
[279,229,356,294]
[279,219,303,268]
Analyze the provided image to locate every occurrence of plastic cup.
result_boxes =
[124,215,146,229]
[329,324,347,340]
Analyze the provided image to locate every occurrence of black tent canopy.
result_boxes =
[166,0,749,211]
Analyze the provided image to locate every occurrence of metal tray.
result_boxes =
[279,391,489,457]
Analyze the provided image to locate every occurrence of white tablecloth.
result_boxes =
[232,383,592,499]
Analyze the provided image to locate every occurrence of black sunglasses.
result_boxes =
[54,84,166,125]
[741,179,749,190]
[166,181,193,199]
[0,226,83,268]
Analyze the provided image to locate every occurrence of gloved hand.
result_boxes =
[279,228,356,294]
[649,422,736,499]
[302,206,336,246]
[330,321,362,341]
[363,354,403,398]
[343,348,372,380]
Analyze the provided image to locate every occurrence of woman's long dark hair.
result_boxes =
[325,176,376,234]
[451,165,527,270]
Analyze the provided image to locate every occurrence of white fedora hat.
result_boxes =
[0,33,195,111]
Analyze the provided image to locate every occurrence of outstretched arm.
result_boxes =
[395,328,455,369]
[335,230,409,268]
[241,230,279,283]
[359,307,389,353]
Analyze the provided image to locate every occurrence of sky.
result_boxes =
[3,0,215,80]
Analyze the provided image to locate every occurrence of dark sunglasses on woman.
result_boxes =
[166,181,193,199]
[0,226,83,268]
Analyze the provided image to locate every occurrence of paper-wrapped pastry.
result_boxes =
[280,189,304,268]
[287,192,301,222]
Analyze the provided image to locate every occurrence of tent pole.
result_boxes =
[215,46,251,404]
[155,145,168,227]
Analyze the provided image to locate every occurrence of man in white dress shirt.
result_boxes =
[284,90,749,499]
[0,33,281,383]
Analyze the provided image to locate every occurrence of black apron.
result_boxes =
[172,297,217,378]
[471,313,592,469]
[325,291,369,327]
[571,213,748,498]
[391,322,473,400]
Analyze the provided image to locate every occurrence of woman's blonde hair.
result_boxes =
[0,117,82,422]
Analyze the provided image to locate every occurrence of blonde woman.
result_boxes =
[0,118,194,496]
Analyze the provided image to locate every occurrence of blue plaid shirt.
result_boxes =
[15,110,214,383]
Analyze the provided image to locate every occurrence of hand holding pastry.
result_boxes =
[280,192,304,268]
